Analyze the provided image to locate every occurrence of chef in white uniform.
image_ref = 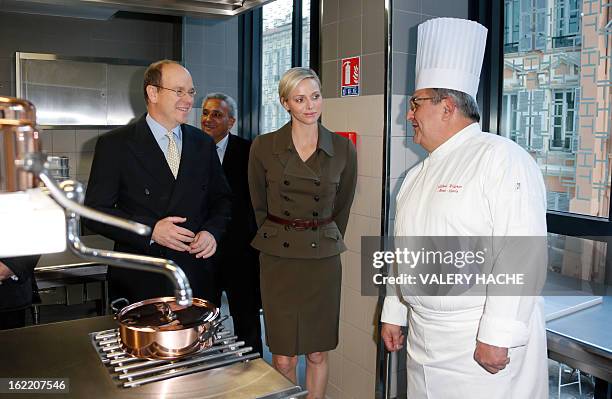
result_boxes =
[380,18,549,398]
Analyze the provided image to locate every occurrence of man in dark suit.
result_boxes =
[84,60,231,304]
[201,93,262,354]
[0,256,39,329]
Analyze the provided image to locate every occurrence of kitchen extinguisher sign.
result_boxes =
[341,56,360,97]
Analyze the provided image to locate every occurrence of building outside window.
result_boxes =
[500,0,611,218]
[260,0,311,134]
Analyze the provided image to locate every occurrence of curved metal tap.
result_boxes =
[59,178,193,307]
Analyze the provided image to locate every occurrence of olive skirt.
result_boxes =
[259,253,342,356]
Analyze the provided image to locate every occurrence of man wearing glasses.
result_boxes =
[381,18,548,398]
[200,93,263,354]
[85,60,231,304]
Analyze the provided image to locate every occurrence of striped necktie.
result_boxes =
[166,131,180,178]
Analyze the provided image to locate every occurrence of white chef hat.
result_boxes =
[415,18,488,99]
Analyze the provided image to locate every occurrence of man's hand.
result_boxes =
[0,261,15,282]
[474,340,510,374]
[152,217,195,252]
[381,322,405,352]
[189,231,217,259]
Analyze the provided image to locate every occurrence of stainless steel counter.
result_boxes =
[0,316,301,398]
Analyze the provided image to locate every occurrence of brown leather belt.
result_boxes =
[267,213,333,230]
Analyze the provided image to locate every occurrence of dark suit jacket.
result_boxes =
[84,115,232,302]
[0,255,39,311]
[219,134,257,250]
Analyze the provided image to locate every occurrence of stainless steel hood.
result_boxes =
[1,0,273,19]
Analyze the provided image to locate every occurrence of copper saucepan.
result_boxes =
[111,297,225,360]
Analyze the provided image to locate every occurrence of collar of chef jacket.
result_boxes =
[428,122,481,163]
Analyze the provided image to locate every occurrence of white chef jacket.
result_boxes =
[381,123,548,399]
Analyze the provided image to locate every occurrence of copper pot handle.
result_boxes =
[200,315,228,343]
[111,298,130,316]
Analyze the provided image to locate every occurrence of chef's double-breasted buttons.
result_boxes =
[314,180,321,186]
[283,242,290,248]
[313,211,318,217]
[284,180,290,186]
[311,242,317,248]
[263,232,269,238]
[314,195,320,201]
[283,210,290,216]
[144,188,150,195]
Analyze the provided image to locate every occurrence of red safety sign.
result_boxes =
[341,56,360,97]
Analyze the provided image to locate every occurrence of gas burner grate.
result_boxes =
[90,328,260,388]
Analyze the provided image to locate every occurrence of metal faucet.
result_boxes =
[31,156,194,307]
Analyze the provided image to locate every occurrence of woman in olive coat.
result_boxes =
[248,67,357,398]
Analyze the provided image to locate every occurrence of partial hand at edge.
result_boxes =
[152,216,195,252]
[0,261,14,281]
[381,322,405,352]
[474,340,510,374]
[189,230,217,259]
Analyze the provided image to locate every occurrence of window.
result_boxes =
[504,0,520,53]
[501,93,519,141]
[499,0,611,219]
[302,0,311,67]
[261,0,292,134]
[553,0,581,47]
[260,0,312,134]
[238,0,315,141]
[549,89,577,151]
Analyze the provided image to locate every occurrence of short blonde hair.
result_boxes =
[278,67,322,107]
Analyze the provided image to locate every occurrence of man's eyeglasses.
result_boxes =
[201,110,226,120]
[409,96,435,112]
[153,85,197,98]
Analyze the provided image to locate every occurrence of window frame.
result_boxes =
[553,0,581,48]
[470,0,612,240]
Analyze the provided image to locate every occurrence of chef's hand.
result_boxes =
[381,322,405,352]
[0,261,15,282]
[189,231,217,259]
[152,216,195,252]
[474,340,509,374]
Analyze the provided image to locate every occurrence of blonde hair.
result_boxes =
[278,67,322,108]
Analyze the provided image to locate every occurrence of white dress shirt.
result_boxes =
[215,133,230,164]
[146,113,183,156]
